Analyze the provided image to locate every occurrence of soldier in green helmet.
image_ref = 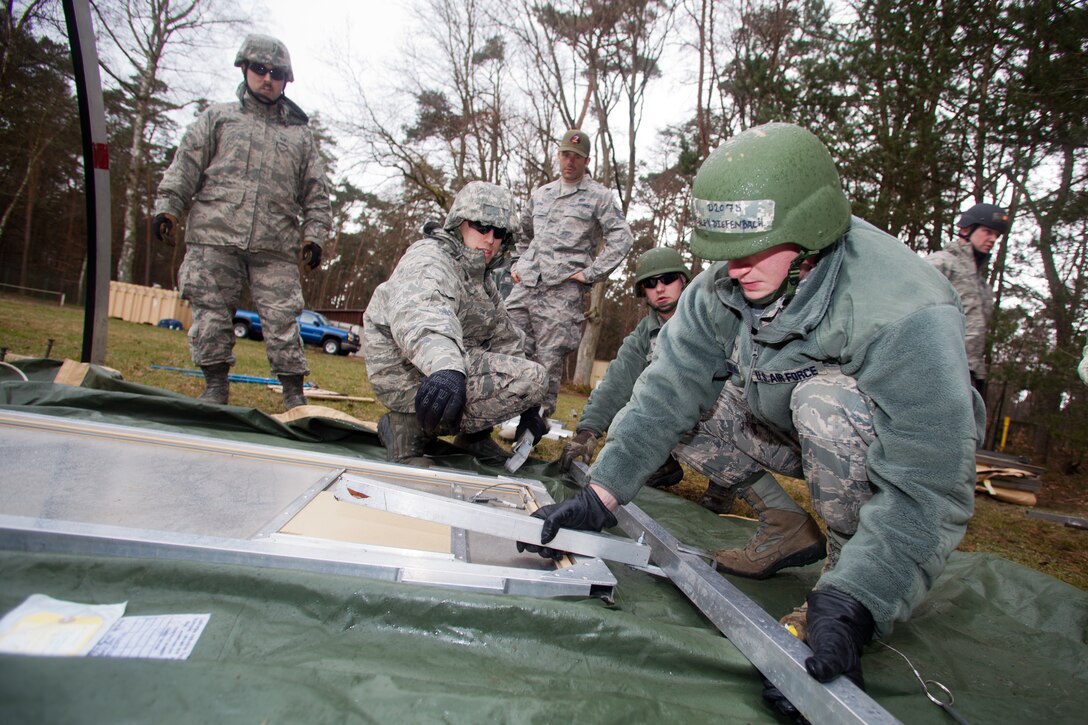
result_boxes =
[518,123,984,706]
[558,246,693,490]
[152,34,331,410]
[363,182,549,467]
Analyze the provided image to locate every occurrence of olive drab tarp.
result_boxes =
[1,360,1085,723]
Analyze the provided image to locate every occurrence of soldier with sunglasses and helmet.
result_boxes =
[558,248,693,488]
[151,34,332,411]
[558,247,754,515]
[363,182,549,467]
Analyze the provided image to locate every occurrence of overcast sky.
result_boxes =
[246,0,412,113]
[188,0,691,187]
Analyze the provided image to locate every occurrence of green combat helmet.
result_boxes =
[444,181,519,249]
[689,122,850,261]
[234,34,294,82]
[634,247,691,297]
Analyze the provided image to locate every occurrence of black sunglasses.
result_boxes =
[640,272,682,290]
[248,63,288,81]
[466,220,509,241]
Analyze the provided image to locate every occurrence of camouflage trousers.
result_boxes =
[504,279,585,417]
[179,244,309,376]
[372,347,548,434]
[673,368,876,564]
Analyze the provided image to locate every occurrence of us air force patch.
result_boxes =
[751,365,820,384]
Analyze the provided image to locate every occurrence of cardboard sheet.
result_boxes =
[280,491,452,553]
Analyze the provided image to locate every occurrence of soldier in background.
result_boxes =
[928,203,1010,396]
[558,248,690,488]
[506,129,633,419]
[152,34,331,410]
[363,182,549,467]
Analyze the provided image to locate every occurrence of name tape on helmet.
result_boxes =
[692,199,775,233]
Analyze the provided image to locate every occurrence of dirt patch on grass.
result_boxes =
[1035,470,1088,516]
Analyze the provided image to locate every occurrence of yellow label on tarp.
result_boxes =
[0,594,125,656]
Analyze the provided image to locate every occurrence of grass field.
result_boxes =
[2,293,1085,591]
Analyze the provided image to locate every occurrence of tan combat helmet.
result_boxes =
[234,34,294,82]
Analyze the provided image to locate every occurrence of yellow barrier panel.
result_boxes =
[107,282,192,329]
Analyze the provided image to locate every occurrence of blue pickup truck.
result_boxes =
[232,309,361,356]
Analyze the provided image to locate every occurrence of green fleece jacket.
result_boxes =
[591,217,985,632]
[577,310,665,436]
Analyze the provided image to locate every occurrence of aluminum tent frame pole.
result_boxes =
[334,476,651,567]
[571,463,900,725]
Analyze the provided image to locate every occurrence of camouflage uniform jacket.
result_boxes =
[154,83,332,255]
[927,241,994,379]
[577,310,664,436]
[513,177,633,286]
[363,227,526,410]
[591,217,984,633]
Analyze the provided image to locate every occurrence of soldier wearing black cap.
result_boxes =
[929,202,1010,394]
[504,129,634,419]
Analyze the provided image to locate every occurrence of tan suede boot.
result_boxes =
[713,490,827,579]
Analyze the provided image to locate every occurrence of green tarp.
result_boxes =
[1,361,1086,723]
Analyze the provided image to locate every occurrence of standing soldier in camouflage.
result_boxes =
[151,34,332,410]
[519,124,983,708]
[364,182,549,467]
[506,129,633,418]
[928,203,1010,396]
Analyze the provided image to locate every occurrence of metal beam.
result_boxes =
[0,514,616,599]
[334,475,651,567]
[570,463,900,724]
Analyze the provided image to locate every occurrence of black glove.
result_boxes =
[302,241,322,269]
[761,675,808,724]
[557,429,598,472]
[516,485,617,560]
[152,212,177,245]
[414,369,467,435]
[515,407,548,444]
[804,588,875,689]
